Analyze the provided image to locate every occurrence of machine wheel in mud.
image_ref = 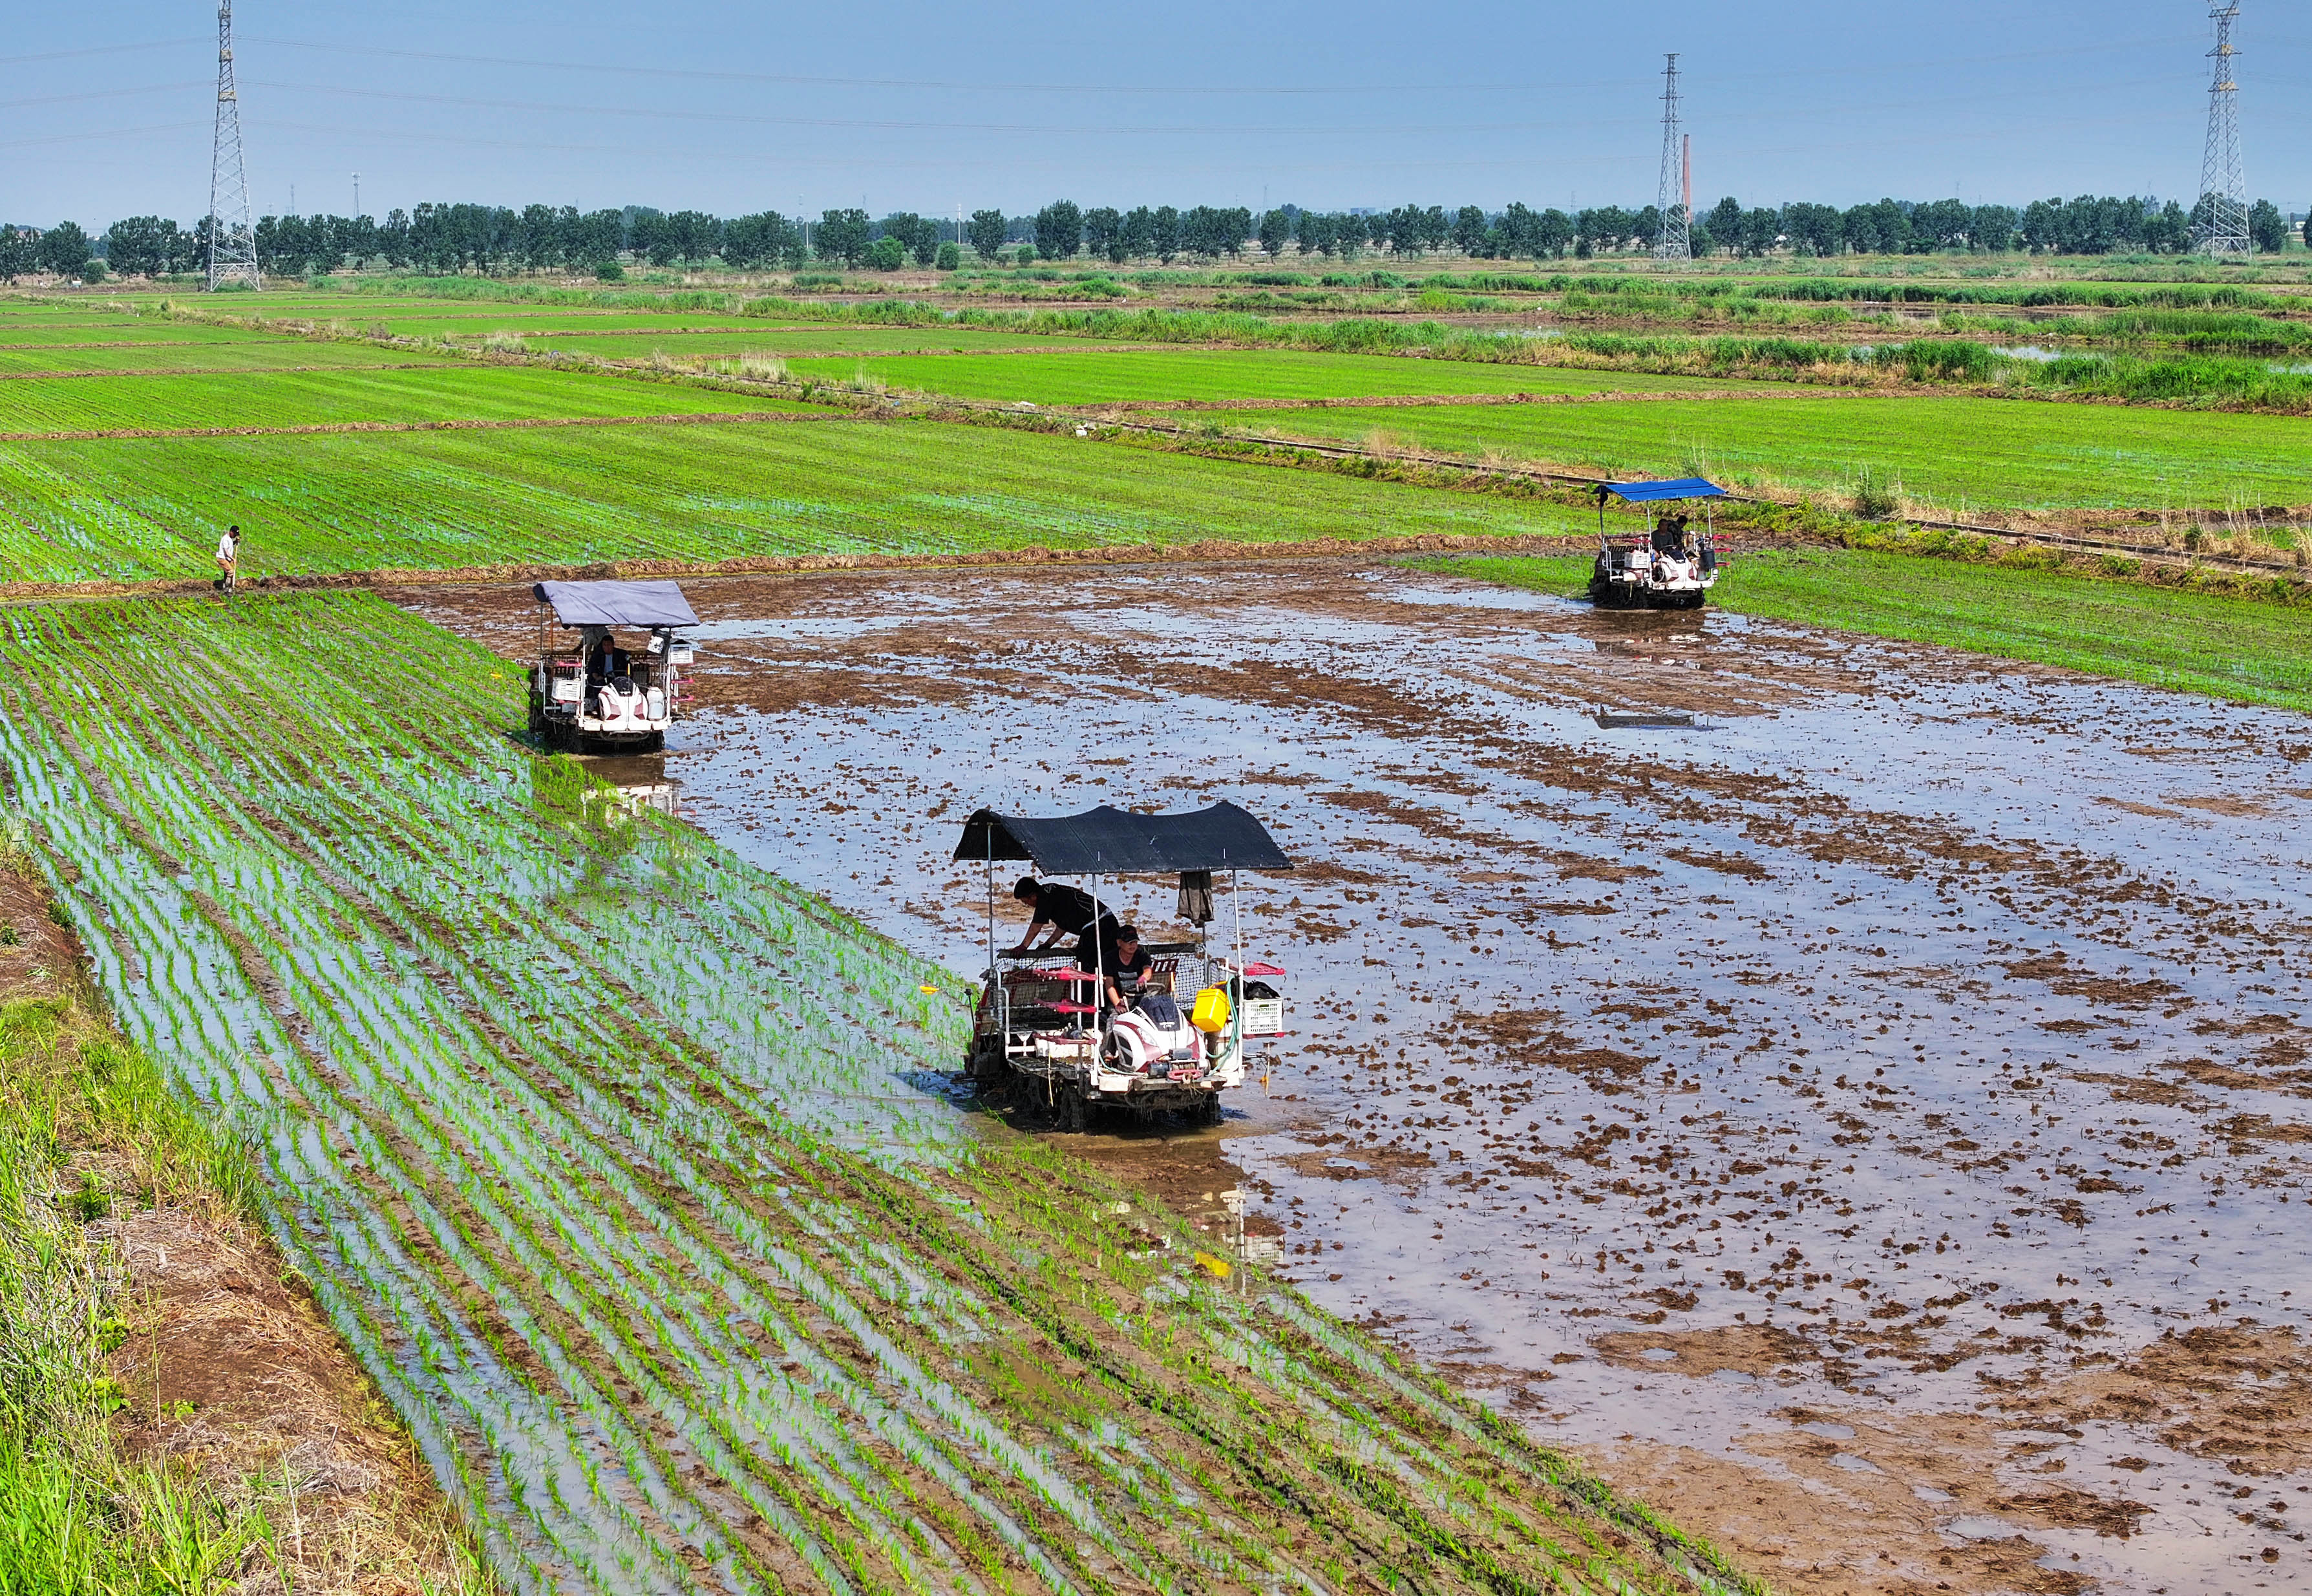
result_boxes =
[1057,1085,1088,1133]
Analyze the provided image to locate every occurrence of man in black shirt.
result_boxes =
[585,632,630,714]
[1008,877,1121,964]
[586,633,630,684]
[1103,926,1154,1009]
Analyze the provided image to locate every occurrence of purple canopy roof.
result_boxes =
[532,580,698,629]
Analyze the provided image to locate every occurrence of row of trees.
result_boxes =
[1698,194,2295,259]
[992,195,2302,264]
[0,220,100,280]
[4,192,2302,282]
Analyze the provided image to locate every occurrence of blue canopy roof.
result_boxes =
[1600,477,1727,504]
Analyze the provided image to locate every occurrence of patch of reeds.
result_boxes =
[710,352,791,383]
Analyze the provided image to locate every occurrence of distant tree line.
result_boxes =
[2,191,2302,284]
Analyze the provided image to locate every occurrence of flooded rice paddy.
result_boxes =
[407,561,2312,1596]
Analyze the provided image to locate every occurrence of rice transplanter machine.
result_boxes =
[953,802,1293,1129]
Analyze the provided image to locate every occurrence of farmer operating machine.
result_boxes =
[527,580,699,754]
[954,802,1293,1129]
[1589,478,1726,610]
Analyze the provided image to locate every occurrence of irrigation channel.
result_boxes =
[408,560,2312,1596]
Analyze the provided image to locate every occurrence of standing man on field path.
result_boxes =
[214,524,239,593]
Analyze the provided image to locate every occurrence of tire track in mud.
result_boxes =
[1136,650,2296,968]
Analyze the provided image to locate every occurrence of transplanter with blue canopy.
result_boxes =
[1589,478,1726,610]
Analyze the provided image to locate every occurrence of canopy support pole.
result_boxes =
[986,832,1003,1070]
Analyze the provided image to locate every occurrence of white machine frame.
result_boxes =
[527,580,698,754]
[1591,478,1726,611]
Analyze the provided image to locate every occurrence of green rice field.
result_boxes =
[0,418,1584,582]
[787,347,1755,404]
[1424,548,2312,708]
[1227,392,2312,510]
[0,340,472,376]
[0,590,1746,1596]
[0,365,813,434]
[0,321,300,346]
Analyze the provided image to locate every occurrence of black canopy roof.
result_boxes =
[953,802,1292,875]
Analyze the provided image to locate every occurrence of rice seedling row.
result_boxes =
[1199,393,2312,510]
[0,342,478,376]
[0,367,808,435]
[0,325,297,348]
[0,420,1585,583]
[0,591,1752,1596]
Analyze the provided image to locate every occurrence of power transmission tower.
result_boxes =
[2193,2,2249,255]
[206,0,261,290]
[1653,54,1690,261]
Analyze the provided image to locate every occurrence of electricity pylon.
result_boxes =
[206,0,262,290]
[2192,3,2249,255]
[1653,54,1691,261]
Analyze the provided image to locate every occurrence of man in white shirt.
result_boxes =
[214,525,239,593]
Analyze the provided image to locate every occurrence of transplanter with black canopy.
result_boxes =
[952,802,1293,1129]
[527,579,699,753]
[1588,478,1726,610]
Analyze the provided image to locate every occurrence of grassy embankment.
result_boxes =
[0,993,264,1588]
[1421,548,2312,710]
[784,348,1762,403]
[0,988,487,1591]
[0,590,1758,1595]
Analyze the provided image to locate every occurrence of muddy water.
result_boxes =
[404,564,2312,1596]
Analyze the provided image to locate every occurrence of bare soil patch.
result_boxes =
[99,1208,477,1593]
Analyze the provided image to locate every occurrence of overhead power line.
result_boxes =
[0,81,209,111]
[236,70,2194,143]
[239,30,2194,98]
[0,37,202,67]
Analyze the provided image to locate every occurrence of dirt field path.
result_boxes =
[407,561,2312,1596]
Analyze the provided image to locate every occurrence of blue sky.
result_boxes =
[8,0,2308,229]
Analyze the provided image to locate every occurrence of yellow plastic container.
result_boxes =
[1191,987,1231,1034]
